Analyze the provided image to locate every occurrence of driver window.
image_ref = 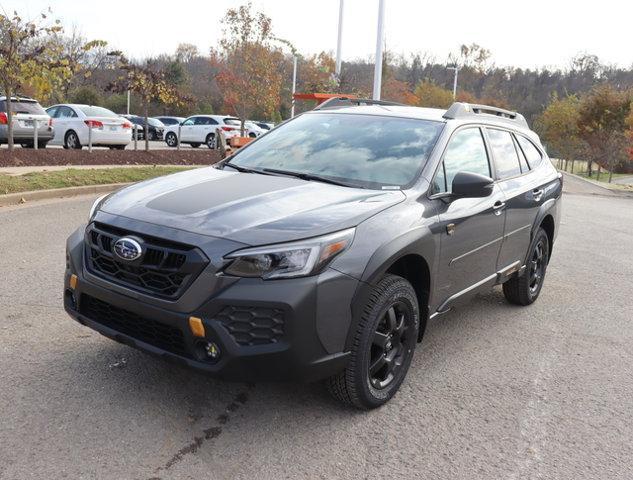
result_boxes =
[433,128,490,193]
[182,118,195,126]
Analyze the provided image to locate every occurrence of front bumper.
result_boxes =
[64,223,357,382]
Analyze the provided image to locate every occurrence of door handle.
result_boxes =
[493,201,506,215]
[532,188,544,201]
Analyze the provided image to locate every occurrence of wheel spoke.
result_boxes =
[394,314,406,338]
[372,331,389,349]
[386,306,397,332]
[369,355,386,375]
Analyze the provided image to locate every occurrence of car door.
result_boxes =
[179,117,195,142]
[432,126,507,310]
[56,106,76,143]
[193,116,217,142]
[45,107,61,144]
[486,128,537,271]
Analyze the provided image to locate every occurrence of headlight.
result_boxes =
[224,228,355,279]
[88,193,109,221]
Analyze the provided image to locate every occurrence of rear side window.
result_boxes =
[513,136,530,173]
[516,135,543,168]
[0,100,46,114]
[434,128,490,193]
[487,129,521,179]
[58,106,78,118]
[46,106,59,118]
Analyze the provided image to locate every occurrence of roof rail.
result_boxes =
[443,102,528,128]
[314,97,405,110]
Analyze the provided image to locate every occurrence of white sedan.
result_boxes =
[45,104,132,149]
[164,115,242,149]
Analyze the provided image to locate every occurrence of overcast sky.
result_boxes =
[3,0,631,70]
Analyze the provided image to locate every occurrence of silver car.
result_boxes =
[0,96,54,148]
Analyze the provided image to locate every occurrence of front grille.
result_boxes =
[216,306,285,346]
[85,222,208,299]
[80,294,189,358]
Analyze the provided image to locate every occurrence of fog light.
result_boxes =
[205,342,221,359]
[69,274,78,290]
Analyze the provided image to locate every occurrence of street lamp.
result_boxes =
[447,65,461,99]
[335,0,344,78]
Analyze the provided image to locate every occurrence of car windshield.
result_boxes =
[78,106,117,117]
[229,113,443,189]
[0,100,46,114]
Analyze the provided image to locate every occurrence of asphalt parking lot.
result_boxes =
[1,178,632,479]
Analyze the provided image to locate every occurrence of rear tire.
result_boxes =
[326,274,419,409]
[205,134,216,149]
[64,131,82,150]
[503,227,549,306]
[165,132,178,147]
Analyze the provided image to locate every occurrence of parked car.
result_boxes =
[121,115,165,141]
[254,121,274,131]
[64,99,562,409]
[163,115,241,149]
[0,95,54,148]
[46,104,132,149]
[244,121,266,137]
[154,116,185,126]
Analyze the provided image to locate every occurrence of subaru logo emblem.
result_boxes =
[113,237,143,261]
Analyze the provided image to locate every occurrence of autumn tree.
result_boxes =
[108,59,188,151]
[535,94,586,173]
[414,80,453,108]
[299,52,338,94]
[0,10,65,150]
[577,85,631,179]
[211,2,284,134]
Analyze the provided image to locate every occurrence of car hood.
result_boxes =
[100,167,405,245]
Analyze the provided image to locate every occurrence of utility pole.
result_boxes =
[290,55,298,118]
[448,65,461,99]
[335,0,344,78]
[126,90,130,114]
[372,0,386,100]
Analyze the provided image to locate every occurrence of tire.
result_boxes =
[503,227,549,306]
[165,132,178,147]
[64,130,82,150]
[148,131,156,141]
[190,143,201,149]
[205,134,216,149]
[37,141,48,149]
[109,145,126,150]
[326,274,419,409]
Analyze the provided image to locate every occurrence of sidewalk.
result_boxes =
[0,164,206,176]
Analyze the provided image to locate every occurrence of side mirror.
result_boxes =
[451,171,494,198]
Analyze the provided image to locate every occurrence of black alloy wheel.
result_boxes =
[369,301,415,390]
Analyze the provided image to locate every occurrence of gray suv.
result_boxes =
[0,96,54,148]
[64,99,562,409]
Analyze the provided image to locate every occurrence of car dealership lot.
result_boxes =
[1,186,632,479]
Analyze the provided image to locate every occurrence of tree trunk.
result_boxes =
[570,159,575,174]
[596,164,601,180]
[240,118,245,137]
[587,159,592,177]
[564,159,568,171]
[144,103,149,152]
[5,85,14,151]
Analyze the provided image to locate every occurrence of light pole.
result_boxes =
[290,55,298,118]
[372,0,386,100]
[126,90,130,114]
[335,0,344,78]
[448,65,461,99]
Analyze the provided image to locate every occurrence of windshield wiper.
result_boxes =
[261,168,361,188]
[222,162,267,175]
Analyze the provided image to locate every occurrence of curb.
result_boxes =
[560,171,633,198]
[0,183,129,207]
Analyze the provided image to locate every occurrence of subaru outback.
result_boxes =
[64,99,562,409]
